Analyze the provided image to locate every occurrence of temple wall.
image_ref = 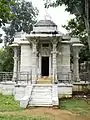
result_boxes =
[20,44,32,73]
[57,43,71,81]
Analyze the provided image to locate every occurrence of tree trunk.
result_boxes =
[85,0,90,50]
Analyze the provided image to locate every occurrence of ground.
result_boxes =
[0,94,90,120]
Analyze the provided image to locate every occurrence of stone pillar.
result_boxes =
[73,47,80,81]
[12,47,18,82]
[71,37,84,82]
[52,42,57,82]
[38,53,41,78]
[32,40,37,83]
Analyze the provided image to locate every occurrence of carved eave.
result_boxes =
[61,41,71,44]
[26,33,61,37]
[18,41,30,45]
[72,43,84,47]
[10,43,19,47]
[62,35,71,40]
[26,33,61,43]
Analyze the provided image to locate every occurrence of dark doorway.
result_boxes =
[41,57,49,76]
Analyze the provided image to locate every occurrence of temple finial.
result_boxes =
[44,0,51,20]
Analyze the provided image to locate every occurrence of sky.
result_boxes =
[30,0,75,33]
[0,0,75,39]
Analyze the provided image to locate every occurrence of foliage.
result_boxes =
[45,0,86,17]
[0,46,14,72]
[45,0,90,62]
[0,94,22,112]
[63,17,90,62]
[63,17,85,37]
[0,115,46,120]
[46,0,90,51]
[3,0,38,45]
[60,98,90,115]
[0,0,15,27]
[0,94,47,120]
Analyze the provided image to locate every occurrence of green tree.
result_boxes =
[3,0,38,46]
[46,0,90,50]
[63,17,90,63]
[0,0,14,27]
[0,47,14,72]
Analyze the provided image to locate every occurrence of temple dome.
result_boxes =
[35,20,57,27]
[33,20,58,33]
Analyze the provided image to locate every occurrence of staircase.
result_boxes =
[37,76,52,84]
[20,78,58,108]
[28,84,53,106]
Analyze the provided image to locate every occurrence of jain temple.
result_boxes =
[0,19,83,107]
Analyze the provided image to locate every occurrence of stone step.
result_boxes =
[37,77,53,84]
[32,88,52,92]
[29,99,52,105]
[31,94,52,99]
[28,85,52,106]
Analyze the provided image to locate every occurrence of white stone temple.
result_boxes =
[11,19,83,83]
[7,19,83,107]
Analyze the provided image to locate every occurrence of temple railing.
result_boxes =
[57,71,72,83]
[0,71,73,84]
[0,72,32,84]
[0,72,13,82]
[79,72,90,83]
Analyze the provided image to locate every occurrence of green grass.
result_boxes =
[0,94,23,112]
[60,98,90,115]
[0,115,47,120]
[0,94,48,120]
[0,94,90,119]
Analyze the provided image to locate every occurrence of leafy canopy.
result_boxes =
[63,16,90,62]
[0,47,14,72]
[3,0,38,46]
[0,0,15,27]
[45,0,90,62]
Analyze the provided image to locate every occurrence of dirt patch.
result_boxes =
[0,107,90,120]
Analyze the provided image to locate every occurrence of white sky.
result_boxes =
[30,0,75,33]
[0,0,75,37]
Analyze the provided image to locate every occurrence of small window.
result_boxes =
[42,44,49,47]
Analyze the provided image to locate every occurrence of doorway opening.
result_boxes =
[41,57,49,76]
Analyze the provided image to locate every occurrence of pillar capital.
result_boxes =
[13,57,18,61]
[72,43,84,52]
[30,38,38,45]
[51,38,58,44]
[51,51,58,54]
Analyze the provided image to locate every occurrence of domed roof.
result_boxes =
[35,20,57,27]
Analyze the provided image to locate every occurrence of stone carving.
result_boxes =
[41,47,50,56]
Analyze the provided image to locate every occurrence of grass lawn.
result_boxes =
[0,94,47,120]
[0,94,90,120]
[0,94,22,112]
[0,115,47,120]
[60,98,90,115]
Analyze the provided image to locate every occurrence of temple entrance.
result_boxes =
[41,57,49,76]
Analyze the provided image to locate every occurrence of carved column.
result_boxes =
[12,47,18,82]
[73,47,80,81]
[38,53,41,78]
[32,40,38,83]
[71,37,84,82]
[52,41,58,82]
